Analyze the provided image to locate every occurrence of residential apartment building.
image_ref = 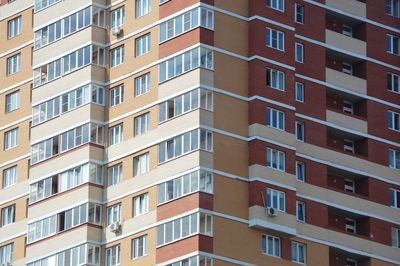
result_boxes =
[0,0,399,265]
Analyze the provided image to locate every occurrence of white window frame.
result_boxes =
[110,45,124,67]
[109,85,124,107]
[106,204,121,226]
[266,0,284,12]
[266,68,285,91]
[296,201,306,222]
[7,16,21,39]
[2,166,17,189]
[342,62,353,75]
[345,218,356,233]
[0,243,13,265]
[266,148,285,171]
[342,100,354,115]
[135,33,151,57]
[296,161,305,182]
[108,164,122,187]
[389,149,400,169]
[133,193,149,217]
[7,53,21,76]
[267,188,286,212]
[266,28,285,51]
[295,82,304,102]
[134,112,150,136]
[136,0,151,18]
[135,73,151,97]
[4,128,18,150]
[296,121,305,142]
[134,153,149,176]
[387,0,400,17]
[1,205,15,227]
[344,139,355,153]
[132,235,148,259]
[392,227,400,248]
[266,108,285,130]
[262,234,281,257]
[387,34,400,55]
[295,43,304,63]
[388,111,400,131]
[291,241,306,264]
[5,90,20,113]
[346,258,358,266]
[295,3,304,24]
[390,188,400,209]
[105,245,121,266]
[111,6,125,30]
[344,178,355,193]
[109,124,123,146]
[387,72,399,93]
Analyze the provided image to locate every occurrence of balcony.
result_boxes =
[329,247,370,266]
[325,29,366,56]
[325,68,366,95]
[327,127,368,158]
[326,109,367,133]
[248,205,297,235]
[325,0,366,18]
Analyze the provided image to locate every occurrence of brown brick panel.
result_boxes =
[295,41,326,80]
[366,24,399,67]
[294,1,326,42]
[366,0,399,30]
[366,62,400,105]
[367,100,400,143]
[249,0,295,27]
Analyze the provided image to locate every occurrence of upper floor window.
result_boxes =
[111,6,125,30]
[110,45,124,67]
[159,47,213,83]
[387,73,399,93]
[109,85,124,107]
[106,204,121,226]
[4,128,18,150]
[295,82,304,102]
[7,16,21,39]
[133,193,149,217]
[389,149,400,169]
[2,166,17,189]
[135,33,151,57]
[0,243,13,265]
[386,34,400,55]
[392,227,400,248]
[266,68,285,91]
[390,188,400,209]
[135,73,151,97]
[5,90,20,113]
[386,0,400,18]
[134,153,149,176]
[296,121,305,141]
[292,241,306,264]
[132,235,148,259]
[296,161,305,182]
[136,0,151,18]
[296,201,306,222]
[159,88,213,123]
[266,0,284,12]
[266,108,285,130]
[108,164,122,187]
[159,7,213,43]
[262,234,281,257]
[134,112,150,136]
[266,148,285,171]
[267,188,285,211]
[295,3,304,24]
[266,28,284,51]
[7,53,21,76]
[388,110,400,131]
[35,0,61,12]
[295,43,304,63]
[105,245,120,266]
[1,205,15,227]
[109,124,123,146]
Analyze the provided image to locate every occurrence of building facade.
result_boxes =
[0,0,399,265]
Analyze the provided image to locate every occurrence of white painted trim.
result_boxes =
[0,78,32,95]
[249,218,297,235]
[249,177,297,191]
[0,40,33,58]
[0,115,31,131]
[200,251,257,266]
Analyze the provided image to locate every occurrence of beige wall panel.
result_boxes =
[325,0,366,18]
[0,45,33,89]
[214,53,248,97]
[0,157,30,194]
[29,145,104,181]
[326,68,367,95]
[0,7,33,53]
[0,235,26,265]
[249,205,297,234]
[326,109,368,134]
[0,120,31,164]
[249,164,297,188]
[214,93,248,136]
[0,218,26,244]
[0,0,32,21]
[325,29,366,56]
[249,123,296,147]
[0,83,32,126]
[32,65,106,103]
[214,0,248,17]
[33,26,106,66]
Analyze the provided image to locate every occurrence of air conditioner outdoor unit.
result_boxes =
[111,26,123,36]
[109,221,121,233]
[266,207,277,217]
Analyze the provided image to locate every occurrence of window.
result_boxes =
[5,90,20,113]
[1,205,15,227]
[158,129,213,163]
[106,245,120,266]
[110,46,124,67]
[4,128,18,150]
[134,153,149,176]
[344,179,355,193]
[159,47,213,83]
[2,166,17,189]
[266,0,284,11]
[388,111,400,131]
[386,0,400,18]
[27,215,57,243]
[390,188,400,209]
[59,123,103,155]
[135,73,151,96]
[292,241,306,264]
[267,188,285,211]
[266,68,285,91]
[134,113,150,136]
[266,28,284,51]
[266,108,285,130]
[295,82,304,102]
[342,62,353,75]
[296,122,305,141]
[109,85,124,107]
[295,4,304,24]
[296,201,306,222]
[109,124,123,146]
[344,139,355,153]
[389,149,400,169]
[158,170,213,204]
[0,243,13,265]
[165,256,213,266]
[132,235,148,259]
[7,16,21,38]
[262,235,280,257]
[111,7,125,30]
[342,24,353,37]
[159,89,213,123]
[106,204,121,226]
[345,218,356,233]
[346,258,358,266]
[135,33,151,57]
[295,43,304,63]
[136,0,151,17]
[7,53,21,75]
[267,148,285,171]
[296,161,305,182]
[342,100,354,114]
[387,34,400,55]
[133,193,148,217]
[34,20,62,49]
[30,175,58,203]
[159,7,213,42]
[387,73,399,93]
[156,213,212,246]
[108,164,122,187]
[392,227,400,248]
[35,0,61,11]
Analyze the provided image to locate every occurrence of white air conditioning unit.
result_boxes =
[266,207,277,217]
[111,26,123,36]
[109,221,121,233]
